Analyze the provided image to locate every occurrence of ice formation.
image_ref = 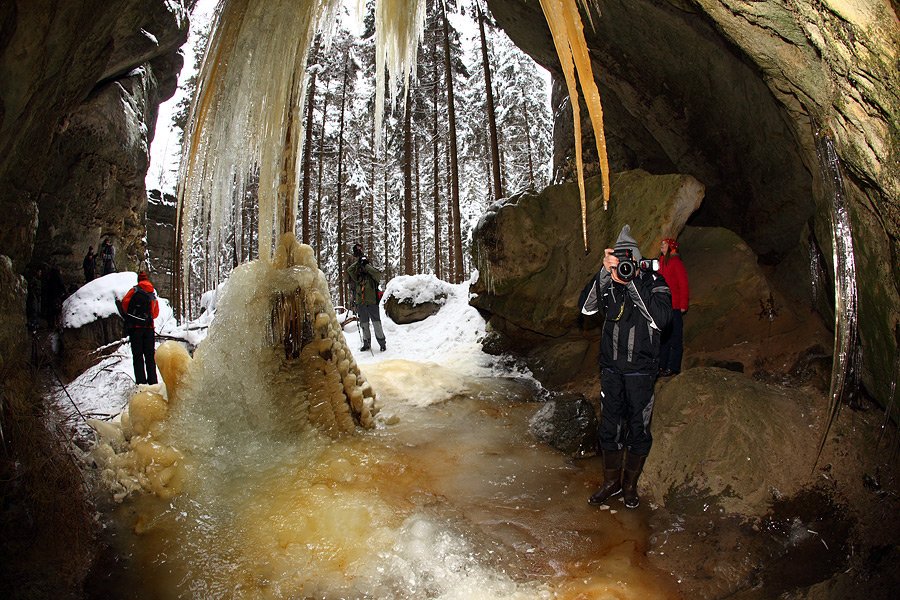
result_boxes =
[538,0,611,252]
[90,235,377,501]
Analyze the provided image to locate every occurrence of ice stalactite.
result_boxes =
[538,0,610,254]
[813,129,860,466]
[374,0,426,149]
[175,0,343,310]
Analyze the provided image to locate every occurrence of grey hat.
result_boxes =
[614,225,642,261]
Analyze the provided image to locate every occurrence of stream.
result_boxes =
[86,364,681,599]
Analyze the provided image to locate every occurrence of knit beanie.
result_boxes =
[614,225,642,261]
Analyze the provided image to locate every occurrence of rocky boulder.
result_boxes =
[529,393,599,457]
[645,367,818,516]
[383,274,451,324]
[470,169,704,339]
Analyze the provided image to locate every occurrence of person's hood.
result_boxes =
[136,280,156,294]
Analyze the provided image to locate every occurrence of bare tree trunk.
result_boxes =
[369,118,376,254]
[522,83,535,188]
[383,173,389,271]
[315,77,331,266]
[336,54,349,308]
[445,138,455,280]
[431,45,442,280]
[442,2,463,283]
[403,86,414,275]
[478,2,502,202]
[415,132,422,273]
[301,39,320,244]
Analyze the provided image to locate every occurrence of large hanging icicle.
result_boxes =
[538,0,611,253]
[175,0,342,311]
[176,0,429,313]
[373,0,426,148]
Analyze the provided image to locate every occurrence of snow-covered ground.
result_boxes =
[53,271,531,424]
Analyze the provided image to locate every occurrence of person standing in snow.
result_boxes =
[120,271,160,385]
[580,225,672,509]
[82,246,97,282]
[100,238,116,275]
[347,243,386,352]
[657,237,689,377]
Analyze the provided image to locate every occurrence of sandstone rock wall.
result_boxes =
[0,1,191,366]
[147,189,177,301]
[487,0,899,406]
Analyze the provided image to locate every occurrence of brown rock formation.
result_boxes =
[0,0,191,363]
[487,0,899,407]
[471,169,705,339]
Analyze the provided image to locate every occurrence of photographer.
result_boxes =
[347,243,387,352]
[580,225,672,509]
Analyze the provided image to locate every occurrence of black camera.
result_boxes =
[613,249,658,282]
[613,248,639,281]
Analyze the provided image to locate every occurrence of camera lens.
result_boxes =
[617,260,636,281]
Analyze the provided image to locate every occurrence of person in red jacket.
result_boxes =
[657,237,689,376]
[121,271,160,385]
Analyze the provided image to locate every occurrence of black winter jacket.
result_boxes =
[581,267,672,374]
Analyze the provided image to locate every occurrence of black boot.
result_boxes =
[378,338,386,351]
[622,452,647,509]
[588,449,624,506]
[360,341,370,351]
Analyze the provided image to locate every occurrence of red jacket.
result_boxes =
[658,253,689,311]
[122,280,160,328]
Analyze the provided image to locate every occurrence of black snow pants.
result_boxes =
[129,328,158,385]
[598,368,656,456]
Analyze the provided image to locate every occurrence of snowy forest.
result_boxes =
[168,0,552,315]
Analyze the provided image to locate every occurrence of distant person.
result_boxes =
[581,225,671,509]
[100,238,116,275]
[41,264,66,329]
[120,271,160,385]
[82,246,97,282]
[657,237,689,377]
[347,243,386,352]
[26,267,43,331]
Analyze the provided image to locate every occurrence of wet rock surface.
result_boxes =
[470,169,704,339]
[528,392,599,457]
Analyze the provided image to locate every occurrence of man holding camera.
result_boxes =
[581,225,672,509]
[347,243,387,352]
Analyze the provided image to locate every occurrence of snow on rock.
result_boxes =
[61,271,178,334]
[382,274,452,306]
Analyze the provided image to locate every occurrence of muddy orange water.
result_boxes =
[89,373,682,599]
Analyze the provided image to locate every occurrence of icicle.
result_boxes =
[176,0,336,300]
[812,128,860,468]
[537,0,611,254]
[373,0,426,149]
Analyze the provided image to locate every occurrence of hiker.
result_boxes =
[120,271,159,385]
[41,264,66,329]
[346,243,386,352]
[657,237,689,377]
[100,238,116,275]
[83,246,97,282]
[580,225,672,509]
[26,266,43,331]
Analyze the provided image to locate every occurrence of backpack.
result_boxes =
[125,287,153,327]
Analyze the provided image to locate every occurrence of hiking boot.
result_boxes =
[360,342,370,352]
[622,452,647,509]
[588,449,624,506]
[378,339,386,351]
